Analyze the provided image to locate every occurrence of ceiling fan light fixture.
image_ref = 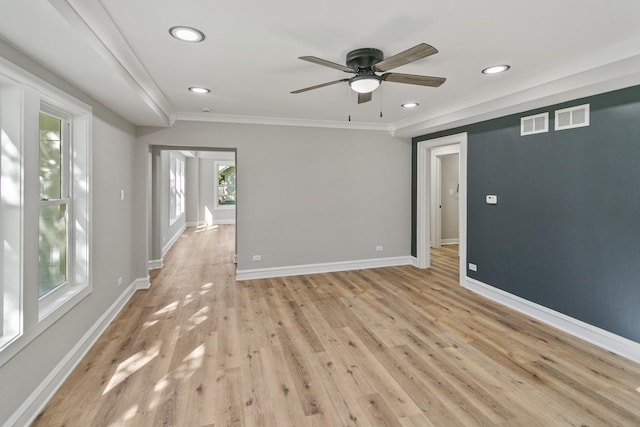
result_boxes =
[482,64,510,74]
[401,102,419,108]
[189,87,210,94]
[169,26,205,42]
[349,76,381,94]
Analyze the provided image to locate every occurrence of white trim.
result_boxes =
[4,277,147,427]
[236,256,413,281]
[186,221,205,227]
[175,112,393,132]
[520,112,549,135]
[47,0,174,126]
[554,103,590,130]
[441,238,459,245]
[134,276,150,290]
[148,259,163,270]
[416,133,467,287]
[409,256,419,267]
[463,277,640,364]
[212,219,235,225]
[162,223,186,256]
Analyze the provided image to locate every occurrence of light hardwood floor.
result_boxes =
[33,225,640,426]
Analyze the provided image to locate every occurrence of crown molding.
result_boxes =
[175,112,394,132]
[392,52,640,138]
[47,0,175,126]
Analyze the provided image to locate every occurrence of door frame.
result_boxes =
[430,145,460,249]
[416,132,467,286]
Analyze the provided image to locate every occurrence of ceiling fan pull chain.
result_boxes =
[379,85,383,118]
[348,85,352,121]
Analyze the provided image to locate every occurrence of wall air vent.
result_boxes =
[521,112,549,136]
[555,104,590,130]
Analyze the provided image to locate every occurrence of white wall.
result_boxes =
[0,40,146,425]
[137,121,412,272]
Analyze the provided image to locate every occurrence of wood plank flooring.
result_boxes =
[33,225,640,426]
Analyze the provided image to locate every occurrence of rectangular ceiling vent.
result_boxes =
[555,104,590,130]
[521,112,549,136]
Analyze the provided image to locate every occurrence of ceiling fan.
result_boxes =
[291,43,446,104]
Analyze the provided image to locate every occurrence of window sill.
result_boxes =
[0,284,91,368]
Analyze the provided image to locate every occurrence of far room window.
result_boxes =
[217,163,235,206]
[170,154,185,223]
[39,111,69,298]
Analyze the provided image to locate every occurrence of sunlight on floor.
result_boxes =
[195,224,219,233]
[142,320,159,329]
[636,386,640,394]
[103,343,160,394]
[187,307,209,331]
[110,404,139,426]
[154,301,178,315]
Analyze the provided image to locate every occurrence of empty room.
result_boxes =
[1,1,639,426]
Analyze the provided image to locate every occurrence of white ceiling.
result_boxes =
[1,0,640,136]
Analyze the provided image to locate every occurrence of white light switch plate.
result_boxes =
[486,195,497,205]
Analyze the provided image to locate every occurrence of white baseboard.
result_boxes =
[6,277,148,427]
[186,221,202,227]
[134,276,150,290]
[236,256,413,281]
[410,256,419,267]
[464,277,640,364]
[148,259,163,270]
[441,238,459,245]
[212,219,235,225]
[162,224,186,256]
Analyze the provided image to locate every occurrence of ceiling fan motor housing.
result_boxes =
[346,48,384,70]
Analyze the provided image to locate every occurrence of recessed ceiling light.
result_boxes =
[401,102,419,108]
[189,87,210,94]
[169,26,205,42]
[482,64,510,74]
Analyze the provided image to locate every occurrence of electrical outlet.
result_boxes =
[252,255,262,261]
[375,245,383,251]
[468,263,477,272]
[117,277,123,287]
[120,189,125,200]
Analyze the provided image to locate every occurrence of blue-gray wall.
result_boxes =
[412,85,640,342]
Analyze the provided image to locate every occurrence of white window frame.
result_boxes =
[169,153,185,224]
[0,56,92,366]
[38,105,74,317]
[214,160,236,210]
[0,73,24,350]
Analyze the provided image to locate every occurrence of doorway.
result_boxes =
[147,146,237,271]
[430,145,460,249]
[416,132,467,286]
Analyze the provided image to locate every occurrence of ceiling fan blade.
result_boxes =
[374,43,438,72]
[382,72,446,87]
[291,78,349,94]
[358,92,372,104]
[299,56,354,72]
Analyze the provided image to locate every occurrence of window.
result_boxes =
[217,163,235,206]
[39,111,69,298]
[170,154,185,223]
[0,58,91,362]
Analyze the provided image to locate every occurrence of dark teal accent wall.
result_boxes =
[412,85,640,342]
